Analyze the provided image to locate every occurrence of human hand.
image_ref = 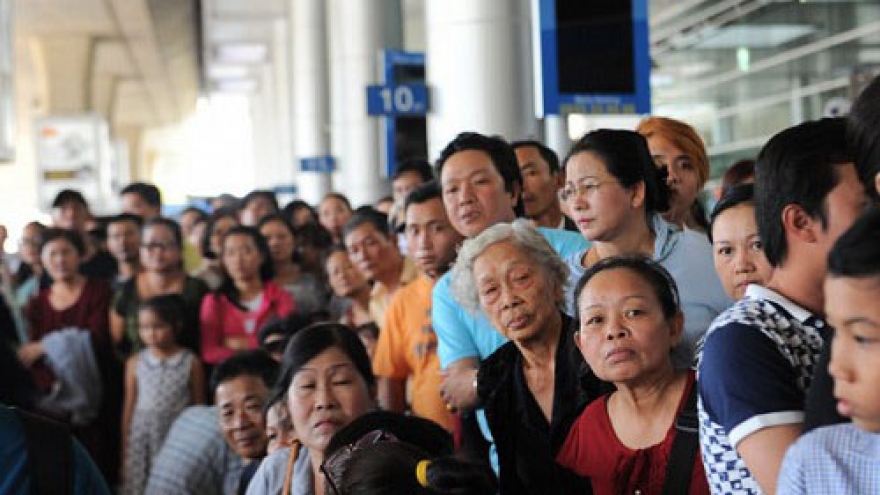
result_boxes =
[439,362,479,412]
[17,342,45,367]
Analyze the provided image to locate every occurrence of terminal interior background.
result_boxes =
[0,0,879,247]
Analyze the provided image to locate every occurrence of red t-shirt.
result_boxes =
[556,371,709,495]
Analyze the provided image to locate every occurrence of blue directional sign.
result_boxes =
[534,0,650,116]
[299,155,336,173]
[366,83,429,116]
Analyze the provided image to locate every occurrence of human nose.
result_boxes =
[733,248,754,274]
[232,408,254,429]
[603,314,628,340]
[828,332,853,383]
[313,382,338,410]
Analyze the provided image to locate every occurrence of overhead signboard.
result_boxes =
[299,155,336,173]
[533,0,651,116]
[366,83,429,116]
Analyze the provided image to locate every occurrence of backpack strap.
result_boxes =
[15,408,73,495]
[661,382,699,495]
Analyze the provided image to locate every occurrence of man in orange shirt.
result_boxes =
[372,181,463,430]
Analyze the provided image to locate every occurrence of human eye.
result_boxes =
[582,314,603,328]
[749,239,764,251]
[623,307,645,319]
[677,160,695,171]
[443,183,459,195]
[853,333,880,346]
[716,245,732,257]
[480,283,499,301]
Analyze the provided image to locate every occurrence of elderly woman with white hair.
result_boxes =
[450,219,606,495]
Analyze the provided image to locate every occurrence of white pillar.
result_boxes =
[425,0,538,160]
[543,115,570,161]
[290,0,331,206]
[327,0,401,208]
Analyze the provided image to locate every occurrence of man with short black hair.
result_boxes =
[106,213,143,285]
[120,182,162,221]
[50,189,117,280]
[698,118,870,494]
[373,181,462,431]
[343,210,418,325]
[511,140,574,231]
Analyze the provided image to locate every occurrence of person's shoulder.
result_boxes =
[537,227,589,255]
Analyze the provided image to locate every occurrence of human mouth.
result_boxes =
[505,313,534,331]
[604,347,635,365]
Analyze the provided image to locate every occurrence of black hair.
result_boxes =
[295,222,335,251]
[258,312,315,347]
[220,225,275,281]
[755,117,855,267]
[210,349,280,395]
[51,189,88,209]
[40,228,86,257]
[180,206,207,223]
[121,182,162,208]
[848,74,880,199]
[393,158,434,183]
[434,132,525,217]
[338,441,497,495]
[242,190,281,214]
[321,193,353,212]
[342,209,392,242]
[258,213,299,263]
[403,180,442,214]
[107,213,144,230]
[201,210,239,260]
[139,294,187,338]
[720,159,755,196]
[274,323,375,401]
[563,129,670,224]
[709,183,755,243]
[143,217,183,247]
[511,139,561,174]
[283,200,318,225]
[828,205,880,279]
[573,256,681,326]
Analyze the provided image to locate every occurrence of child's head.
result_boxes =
[138,294,186,351]
[825,205,880,432]
[265,394,296,455]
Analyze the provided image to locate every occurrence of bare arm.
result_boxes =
[120,356,139,475]
[737,423,802,495]
[439,357,480,412]
[110,310,125,347]
[189,355,207,405]
[377,377,407,413]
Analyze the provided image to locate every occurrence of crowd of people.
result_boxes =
[2,74,880,495]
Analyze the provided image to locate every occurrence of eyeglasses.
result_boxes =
[141,241,179,251]
[559,180,615,202]
[321,429,398,495]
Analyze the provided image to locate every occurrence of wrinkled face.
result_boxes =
[646,135,702,222]
[392,171,424,203]
[216,375,271,460]
[575,268,681,384]
[19,224,43,266]
[266,401,296,455]
[287,347,373,456]
[325,250,368,298]
[711,203,772,300]
[440,150,517,238]
[137,307,176,351]
[826,275,880,433]
[344,222,397,282]
[405,198,463,279]
[814,164,869,271]
[121,193,159,221]
[562,151,640,242]
[107,221,142,263]
[222,233,264,282]
[319,198,352,239]
[41,238,81,282]
[260,220,295,265]
[52,201,88,231]
[515,146,561,221]
[241,197,276,227]
[472,241,561,344]
[141,224,181,273]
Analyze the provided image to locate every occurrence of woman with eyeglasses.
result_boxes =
[559,130,731,367]
[111,217,208,357]
[245,323,378,495]
[200,226,295,365]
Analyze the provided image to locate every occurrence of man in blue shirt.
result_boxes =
[698,118,870,494]
[0,405,110,495]
[431,132,586,470]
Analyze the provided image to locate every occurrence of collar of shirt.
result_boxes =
[745,283,815,323]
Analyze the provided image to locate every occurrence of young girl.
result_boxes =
[121,294,206,495]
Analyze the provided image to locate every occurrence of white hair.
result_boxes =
[449,219,569,313]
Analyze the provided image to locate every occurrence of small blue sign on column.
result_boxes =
[299,156,336,173]
[366,84,429,116]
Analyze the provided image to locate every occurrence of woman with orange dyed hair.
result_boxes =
[636,117,711,233]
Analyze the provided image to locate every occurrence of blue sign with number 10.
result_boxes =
[366,84,429,116]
